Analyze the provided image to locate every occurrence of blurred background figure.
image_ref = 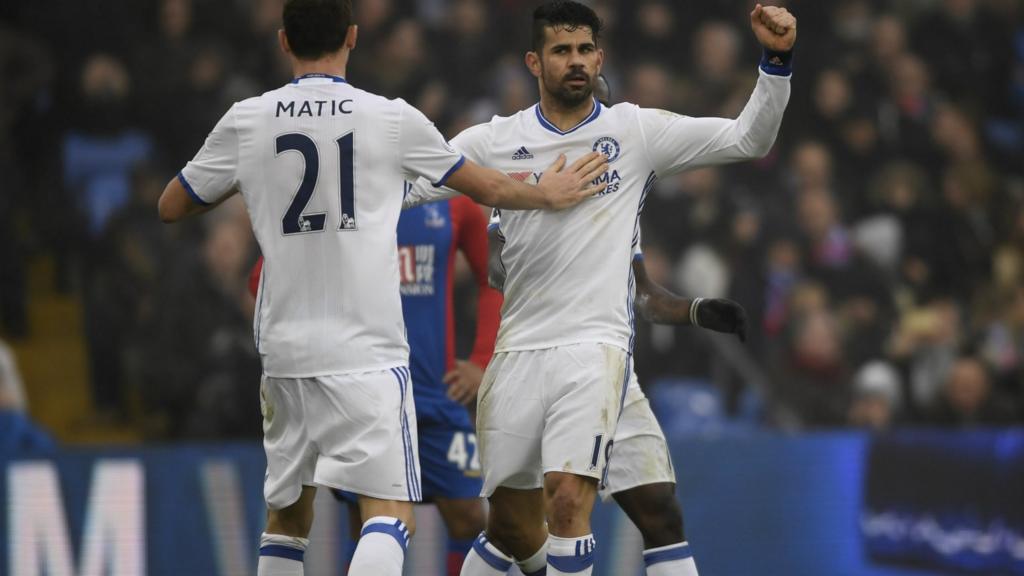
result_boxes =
[847,360,902,430]
[929,355,1019,427]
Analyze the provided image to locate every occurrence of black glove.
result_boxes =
[690,298,748,342]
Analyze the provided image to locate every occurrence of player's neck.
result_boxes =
[538,95,596,132]
[291,51,350,81]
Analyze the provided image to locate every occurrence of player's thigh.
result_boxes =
[418,425,483,502]
[476,351,546,496]
[600,386,675,502]
[306,367,422,503]
[261,375,318,510]
[541,343,630,482]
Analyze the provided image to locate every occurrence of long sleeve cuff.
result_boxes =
[760,49,793,76]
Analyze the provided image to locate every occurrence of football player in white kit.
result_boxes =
[156,1,610,575]
[488,213,749,576]
[405,2,795,575]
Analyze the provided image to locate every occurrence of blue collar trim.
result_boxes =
[534,99,601,135]
[292,73,348,84]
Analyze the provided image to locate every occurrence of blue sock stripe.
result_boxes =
[472,536,512,571]
[643,543,693,566]
[259,544,305,562]
[361,520,409,553]
[548,552,594,573]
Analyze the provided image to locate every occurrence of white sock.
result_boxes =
[516,542,548,575]
[547,534,595,575]
[460,532,513,575]
[644,542,699,576]
[348,516,409,576]
[257,532,308,576]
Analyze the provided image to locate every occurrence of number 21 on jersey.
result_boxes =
[275,131,356,234]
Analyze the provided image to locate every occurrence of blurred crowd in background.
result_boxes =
[1,0,1023,441]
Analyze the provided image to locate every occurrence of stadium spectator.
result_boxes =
[847,360,902,431]
[930,355,1018,426]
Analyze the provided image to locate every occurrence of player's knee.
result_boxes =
[266,507,314,537]
[545,475,593,531]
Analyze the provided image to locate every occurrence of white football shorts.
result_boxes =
[476,343,629,497]
[599,371,676,501]
[261,367,421,509]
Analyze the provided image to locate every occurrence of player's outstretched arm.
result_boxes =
[641,5,795,174]
[633,257,747,342]
[158,177,236,222]
[444,152,608,210]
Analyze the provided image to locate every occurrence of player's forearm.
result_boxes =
[469,286,502,367]
[636,288,693,326]
[486,173,558,210]
[731,59,792,158]
[633,257,694,325]
[445,162,556,210]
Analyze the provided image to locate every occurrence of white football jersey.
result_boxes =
[407,68,790,354]
[180,74,464,377]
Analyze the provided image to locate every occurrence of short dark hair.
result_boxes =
[283,0,352,60]
[531,1,603,52]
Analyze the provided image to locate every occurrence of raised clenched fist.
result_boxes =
[750,4,797,53]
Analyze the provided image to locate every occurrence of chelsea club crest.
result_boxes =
[593,137,621,163]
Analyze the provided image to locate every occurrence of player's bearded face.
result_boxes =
[542,62,594,107]
[538,26,602,108]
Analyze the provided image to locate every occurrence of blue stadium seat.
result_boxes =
[647,379,759,441]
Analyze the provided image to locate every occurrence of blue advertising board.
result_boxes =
[2,431,1021,575]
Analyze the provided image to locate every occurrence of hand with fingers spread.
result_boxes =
[750,3,797,52]
[537,151,609,210]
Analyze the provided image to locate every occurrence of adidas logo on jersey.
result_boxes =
[512,146,534,160]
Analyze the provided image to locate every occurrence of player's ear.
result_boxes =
[345,24,358,51]
[596,47,604,72]
[278,29,292,57]
[525,51,542,78]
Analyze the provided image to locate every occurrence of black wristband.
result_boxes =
[760,49,793,76]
